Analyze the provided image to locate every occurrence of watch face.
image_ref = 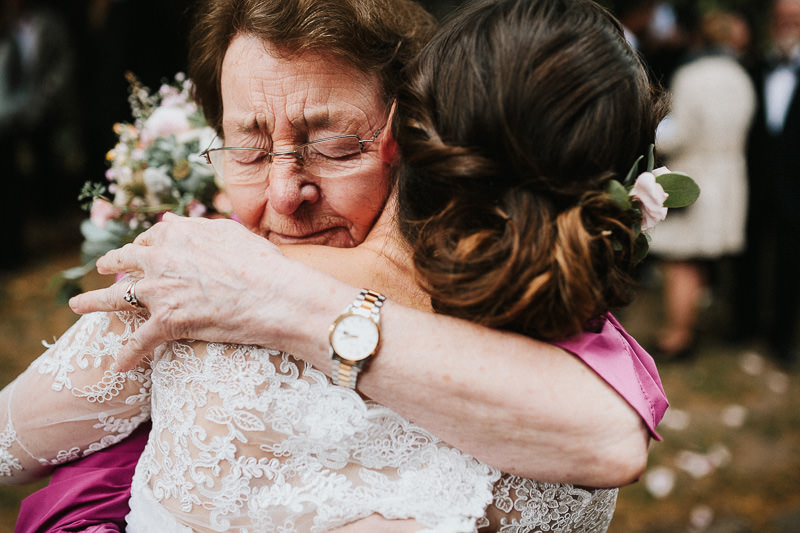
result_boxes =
[330,314,379,362]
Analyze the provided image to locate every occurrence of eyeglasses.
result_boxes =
[200,126,385,181]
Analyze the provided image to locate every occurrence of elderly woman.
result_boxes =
[5,0,670,531]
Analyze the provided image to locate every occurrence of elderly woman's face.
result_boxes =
[219,34,392,247]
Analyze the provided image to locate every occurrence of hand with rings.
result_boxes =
[69,214,291,371]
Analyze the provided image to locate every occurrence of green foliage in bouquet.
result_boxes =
[54,72,227,301]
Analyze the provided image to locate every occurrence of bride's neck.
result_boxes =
[280,231,430,312]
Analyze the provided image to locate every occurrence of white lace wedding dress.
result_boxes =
[0,311,618,532]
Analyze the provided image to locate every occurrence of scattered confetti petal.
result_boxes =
[739,351,765,376]
[689,504,714,531]
[644,466,676,499]
[721,404,747,428]
[676,450,714,478]
[707,443,732,468]
[767,371,790,394]
[661,408,691,431]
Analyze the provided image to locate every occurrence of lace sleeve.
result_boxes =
[477,474,618,532]
[0,311,152,484]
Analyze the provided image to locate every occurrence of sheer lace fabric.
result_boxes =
[0,311,151,482]
[0,311,618,532]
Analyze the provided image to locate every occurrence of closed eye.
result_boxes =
[303,137,362,160]
[225,148,271,165]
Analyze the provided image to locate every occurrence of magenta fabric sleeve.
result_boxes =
[14,421,151,533]
[553,313,668,440]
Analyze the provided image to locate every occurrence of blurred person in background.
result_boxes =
[612,0,657,51]
[605,0,690,88]
[0,0,25,269]
[0,0,80,270]
[650,8,756,360]
[735,0,800,367]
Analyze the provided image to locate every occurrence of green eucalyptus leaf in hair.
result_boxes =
[632,232,651,264]
[656,172,701,208]
[604,179,632,210]
[623,155,644,186]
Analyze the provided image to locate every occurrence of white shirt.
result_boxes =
[765,65,798,134]
[764,45,800,134]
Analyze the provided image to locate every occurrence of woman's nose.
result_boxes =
[266,156,321,215]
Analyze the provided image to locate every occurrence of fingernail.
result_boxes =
[69,300,90,316]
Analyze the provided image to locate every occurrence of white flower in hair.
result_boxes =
[630,166,670,231]
[603,145,699,263]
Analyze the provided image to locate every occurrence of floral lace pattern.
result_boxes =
[134,342,499,532]
[479,476,618,532]
[0,421,22,477]
[1,311,618,532]
[0,312,151,481]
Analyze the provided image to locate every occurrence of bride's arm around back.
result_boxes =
[0,309,152,484]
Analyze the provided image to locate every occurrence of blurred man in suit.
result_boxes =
[736,0,800,366]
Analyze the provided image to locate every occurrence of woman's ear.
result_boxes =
[379,101,398,164]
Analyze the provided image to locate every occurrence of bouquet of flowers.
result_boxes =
[56,72,227,297]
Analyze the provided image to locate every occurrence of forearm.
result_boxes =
[372,306,648,485]
[248,273,649,487]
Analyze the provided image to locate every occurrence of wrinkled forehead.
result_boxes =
[220,34,387,140]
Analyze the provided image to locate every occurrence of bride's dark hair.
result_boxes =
[394,0,666,340]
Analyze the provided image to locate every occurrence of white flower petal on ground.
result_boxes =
[767,371,790,394]
[689,504,714,531]
[739,351,765,376]
[706,444,732,468]
[676,450,714,478]
[644,466,676,499]
[721,404,748,428]
[660,408,691,431]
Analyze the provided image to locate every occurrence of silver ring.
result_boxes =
[123,278,143,309]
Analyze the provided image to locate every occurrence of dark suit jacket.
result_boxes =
[747,59,800,224]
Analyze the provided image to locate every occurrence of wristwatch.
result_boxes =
[329,289,386,389]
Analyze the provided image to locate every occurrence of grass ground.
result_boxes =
[1,213,798,533]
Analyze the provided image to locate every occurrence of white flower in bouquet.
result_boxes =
[56,72,228,297]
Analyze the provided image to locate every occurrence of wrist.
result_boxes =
[251,260,357,367]
[329,289,386,389]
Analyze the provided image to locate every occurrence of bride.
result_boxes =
[2,0,680,531]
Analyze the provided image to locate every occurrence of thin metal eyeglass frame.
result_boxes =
[200,126,385,171]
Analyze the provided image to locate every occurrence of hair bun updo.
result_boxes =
[394,0,665,340]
